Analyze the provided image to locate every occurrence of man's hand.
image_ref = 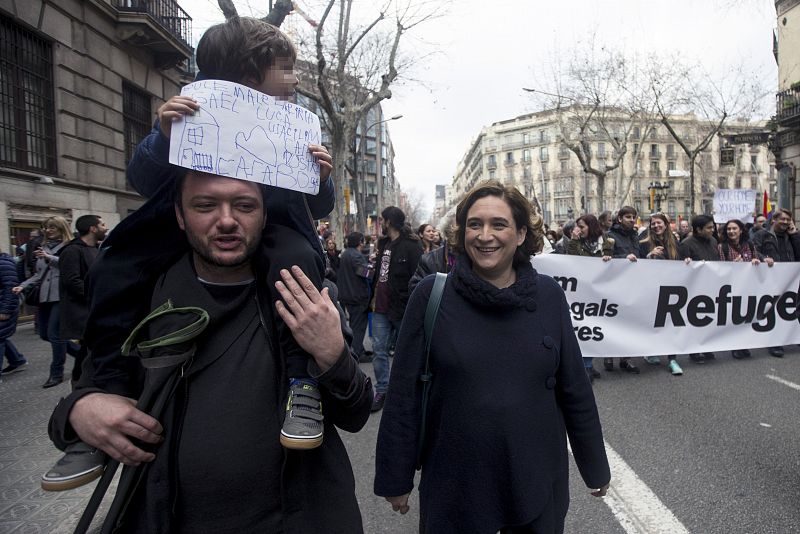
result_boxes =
[0,313,9,321]
[158,96,199,139]
[308,144,333,183]
[386,494,410,514]
[591,484,610,497]
[11,286,22,295]
[626,253,638,262]
[69,393,163,466]
[274,265,346,371]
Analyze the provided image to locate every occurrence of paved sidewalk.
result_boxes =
[0,325,113,533]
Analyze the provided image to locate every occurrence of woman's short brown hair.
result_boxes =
[451,180,544,266]
[196,17,296,86]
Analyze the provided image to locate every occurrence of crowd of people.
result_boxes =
[0,14,798,534]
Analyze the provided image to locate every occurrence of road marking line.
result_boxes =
[574,440,690,534]
[766,374,800,391]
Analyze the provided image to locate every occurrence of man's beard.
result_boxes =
[185,229,259,270]
[381,225,389,236]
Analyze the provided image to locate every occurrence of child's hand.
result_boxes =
[158,96,199,139]
[308,144,333,183]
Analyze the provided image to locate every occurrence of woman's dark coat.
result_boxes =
[374,258,610,533]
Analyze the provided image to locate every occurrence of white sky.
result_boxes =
[177,0,778,217]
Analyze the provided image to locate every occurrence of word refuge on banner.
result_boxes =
[168,80,322,195]
[531,255,800,358]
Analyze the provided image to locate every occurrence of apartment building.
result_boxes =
[0,0,193,253]
[450,107,775,225]
[774,0,800,219]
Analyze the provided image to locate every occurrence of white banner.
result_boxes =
[713,189,757,223]
[531,255,800,358]
[169,80,322,195]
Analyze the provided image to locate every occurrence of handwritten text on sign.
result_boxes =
[168,80,322,195]
[713,189,757,223]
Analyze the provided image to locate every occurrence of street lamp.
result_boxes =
[353,114,403,235]
[648,181,670,213]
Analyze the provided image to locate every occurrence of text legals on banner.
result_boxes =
[168,80,322,195]
[531,255,800,358]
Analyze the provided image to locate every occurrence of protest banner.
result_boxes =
[168,80,322,195]
[713,189,757,223]
[531,255,800,358]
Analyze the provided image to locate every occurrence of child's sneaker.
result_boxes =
[41,442,106,491]
[280,379,323,450]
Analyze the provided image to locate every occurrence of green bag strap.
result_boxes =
[417,272,447,469]
[121,299,210,369]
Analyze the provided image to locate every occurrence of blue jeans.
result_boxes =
[37,302,68,379]
[371,312,396,394]
[0,337,26,367]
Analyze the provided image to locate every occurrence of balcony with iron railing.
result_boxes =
[776,85,800,126]
[114,0,193,67]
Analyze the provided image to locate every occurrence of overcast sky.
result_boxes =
[177,0,778,218]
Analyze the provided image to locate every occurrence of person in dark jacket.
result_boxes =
[678,214,718,261]
[370,206,423,411]
[58,215,107,382]
[750,208,799,357]
[606,206,641,260]
[338,232,374,363]
[375,181,610,533]
[408,239,455,295]
[602,206,641,373]
[0,249,26,378]
[324,237,341,282]
[678,214,719,363]
[51,171,372,533]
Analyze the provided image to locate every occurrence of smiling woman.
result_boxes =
[375,180,611,534]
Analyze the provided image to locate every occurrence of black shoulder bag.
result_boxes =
[416,272,447,469]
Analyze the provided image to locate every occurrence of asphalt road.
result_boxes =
[2,325,799,533]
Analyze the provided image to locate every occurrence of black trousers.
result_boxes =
[343,302,370,358]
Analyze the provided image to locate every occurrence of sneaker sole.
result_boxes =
[41,465,104,491]
[280,432,323,450]
[3,366,27,375]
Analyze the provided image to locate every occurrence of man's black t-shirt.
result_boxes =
[177,280,283,533]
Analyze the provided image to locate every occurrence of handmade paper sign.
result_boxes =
[168,80,322,195]
[713,189,756,223]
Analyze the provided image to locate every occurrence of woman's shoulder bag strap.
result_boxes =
[417,272,447,469]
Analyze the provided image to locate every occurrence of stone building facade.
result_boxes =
[0,0,192,253]
[449,108,775,226]
[774,0,800,219]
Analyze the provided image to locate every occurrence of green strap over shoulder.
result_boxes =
[417,272,447,469]
[121,299,210,369]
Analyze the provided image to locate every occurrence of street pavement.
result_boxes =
[1,323,800,533]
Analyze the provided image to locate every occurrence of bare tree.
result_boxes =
[528,43,660,213]
[399,188,428,229]
[296,0,444,236]
[651,57,768,215]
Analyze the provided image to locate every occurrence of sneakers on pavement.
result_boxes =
[668,360,683,376]
[689,353,705,364]
[769,346,785,358]
[371,392,386,412]
[41,442,106,491]
[1,361,28,374]
[644,356,661,365]
[280,380,324,450]
[619,359,640,374]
